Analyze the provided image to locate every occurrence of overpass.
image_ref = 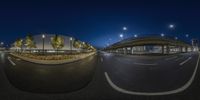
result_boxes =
[104,36,194,55]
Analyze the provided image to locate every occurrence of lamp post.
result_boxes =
[70,37,73,54]
[42,34,45,55]
[161,33,165,37]
[0,42,3,47]
[123,27,127,31]
[186,34,189,38]
[134,34,138,38]
[169,24,175,29]
[119,34,124,40]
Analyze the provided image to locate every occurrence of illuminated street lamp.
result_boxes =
[0,42,3,46]
[161,33,165,37]
[42,34,45,54]
[186,34,189,38]
[119,34,124,40]
[70,37,73,54]
[123,27,127,31]
[0,42,3,48]
[134,34,138,38]
[169,24,175,29]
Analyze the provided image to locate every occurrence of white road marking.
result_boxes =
[165,56,177,61]
[179,57,192,66]
[104,52,200,96]
[7,57,16,66]
[100,57,103,62]
[175,56,184,61]
[134,62,157,66]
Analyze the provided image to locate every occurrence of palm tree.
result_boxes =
[25,34,36,53]
[14,38,23,53]
[73,40,82,49]
[82,42,90,50]
[51,34,64,55]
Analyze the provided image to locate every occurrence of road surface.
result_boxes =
[0,51,200,100]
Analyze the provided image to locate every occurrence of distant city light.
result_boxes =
[169,24,175,29]
[0,42,4,45]
[119,34,124,38]
[123,27,127,31]
[134,34,138,38]
[186,34,189,38]
[161,33,165,37]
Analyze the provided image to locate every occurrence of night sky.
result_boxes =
[0,0,200,48]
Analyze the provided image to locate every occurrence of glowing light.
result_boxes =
[169,24,175,29]
[0,42,3,45]
[123,27,127,31]
[161,33,165,37]
[119,34,124,38]
[186,34,189,38]
[42,34,45,38]
[70,37,73,41]
[134,34,138,38]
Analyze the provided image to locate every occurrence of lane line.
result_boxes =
[179,57,192,66]
[175,56,184,61]
[165,56,178,61]
[7,57,16,66]
[100,57,103,62]
[134,62,157,66]
[104,52,200,96]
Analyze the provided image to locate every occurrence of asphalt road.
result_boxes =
[0,51,200,100]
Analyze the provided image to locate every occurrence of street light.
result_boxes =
[42,34,45,55]
[123,27,127,31]
[134,34,138,38]
[169,24,175,29]
[119,34,124,39]
[161,33,165,37]
[186,34,189,38]
[70,37,73,54]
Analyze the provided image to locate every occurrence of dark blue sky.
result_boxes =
[0,0,200,48]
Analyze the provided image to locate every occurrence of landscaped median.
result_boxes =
[10,52,96,65]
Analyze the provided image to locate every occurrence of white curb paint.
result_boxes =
[7,57,16,66]
[105,53,200,96]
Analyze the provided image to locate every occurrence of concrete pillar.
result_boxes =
[186,47,188,53]
[180,46,183,53]
[162,45,164,54]
[166,45,170,54]
[132,47,134,54]
[124,48,127,54]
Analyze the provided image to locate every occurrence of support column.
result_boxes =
[162,45,164,54]
[166,45,170,54]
